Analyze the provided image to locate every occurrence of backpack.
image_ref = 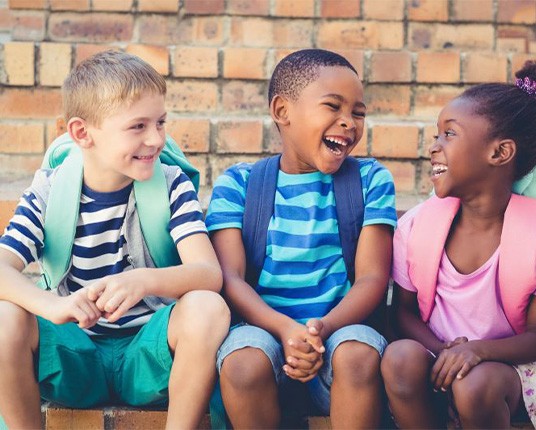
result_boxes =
[39,132,200,290]
[242,154,365,288]
[406,194,536,334]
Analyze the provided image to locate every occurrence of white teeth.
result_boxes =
[432,164,448,175]
[324,137,348,146]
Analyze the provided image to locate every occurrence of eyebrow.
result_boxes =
[322,93,367,109]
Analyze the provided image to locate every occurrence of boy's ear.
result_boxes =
[67,117,93,148]
[490,138,516,167]
[270,95,290,127]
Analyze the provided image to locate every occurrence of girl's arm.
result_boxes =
[318,224,393,340]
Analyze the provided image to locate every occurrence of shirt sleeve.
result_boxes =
[391,205,421,292]
[360,159,398,228]
[205,163,252,232]
[0,170,48,267]
[167,169,207,244]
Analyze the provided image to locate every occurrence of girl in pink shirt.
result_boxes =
[382,62,536,428]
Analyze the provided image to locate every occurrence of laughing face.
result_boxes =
[276,66,366,175]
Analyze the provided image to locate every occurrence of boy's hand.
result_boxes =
[281,322,324,382]
[44,289,101,329]
[431,341,481,391]
[87,270,146,323]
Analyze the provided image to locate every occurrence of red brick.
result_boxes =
[317,21,378,49]
[371,123,419,159]
[75,44,117,64]
[463,52,507,83]
[421,123,437,159]
[8,0,46,8]
[227,0,270,16]
[266,122,282,154]
[408,0,448,21]
[12,11,45,41]
[363,0,403,20]
[172,46,218,78]
[409,23,494,50]
[183,0,224,14]
[166,81,218,113]
[92,0,133,11]
[512,54,535,80]
[138,16,223,46]
[188,155,208,188]
[417,159,434,194]
[0,7,14,32]
[50,0,90,11]
[274,19,314,48]
[320,0,360,18]
[48,13,133,43]
[369,51,412,83]
[413,85,463,118]
[215,120,263,153]
[39,43,72,87]
[166,118,210,153]
[138,0,178,12]
[223,48,268,80]
[45,407,104,429]
[210,154,259,182]
[416,51,460,84]
[498,0,536,24]
[0,123,44,153]
[0,88,62,119]
[0,201,18,234]
[531,42,536,54]
[365,85,411,116]
[222,81,267,114]
[350,125,368,157]
[0,154,42,176]
[497,37,527,53]
[452,0,493,21]
[230,17,274,47]
[3,42,35,86]
[382,160,416,193]
[274,0,315,17]
[126,45,169,76]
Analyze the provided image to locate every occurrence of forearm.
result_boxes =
[396,308,444,355]
[469,332,536,364]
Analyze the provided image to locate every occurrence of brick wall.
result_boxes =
[0,0,534,207]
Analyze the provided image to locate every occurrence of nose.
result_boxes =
[429,138,440,156]
[146,125,165,147]
[339,113,356,130]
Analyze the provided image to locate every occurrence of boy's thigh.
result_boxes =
[37,317,110,408]
[307,324,387,415]
[217,324,286,385]
[118,304,175,407]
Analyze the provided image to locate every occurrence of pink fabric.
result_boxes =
[392,205,515,342]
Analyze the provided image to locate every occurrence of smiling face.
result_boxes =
[274,66,366,174]
[431,97,499,199]
[80,91,167,192]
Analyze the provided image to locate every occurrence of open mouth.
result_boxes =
[323,137,350,156]
[133,154,156,161]
[432,163,448,177]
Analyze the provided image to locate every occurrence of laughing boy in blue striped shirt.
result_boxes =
[206,49,397,428]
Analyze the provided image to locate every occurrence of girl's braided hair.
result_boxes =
[459,60,536,180]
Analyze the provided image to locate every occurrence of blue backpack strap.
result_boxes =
[333,157,364,284]
[242,155,281,287]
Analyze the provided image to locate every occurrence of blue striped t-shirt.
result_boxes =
[205,158,397,323]
[0,166,207,335]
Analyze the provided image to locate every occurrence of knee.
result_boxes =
[333,341,381,386]
[0,301,36,351]
[171,290,230,340]
[221,348,274,392]
[452,371,493,416]
[381,340,430,396]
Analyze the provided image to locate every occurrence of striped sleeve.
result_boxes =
[205,163,252,232]
[168,169,207,243]
[360,159,397,228]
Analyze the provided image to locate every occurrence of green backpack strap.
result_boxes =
[41,146,83,290]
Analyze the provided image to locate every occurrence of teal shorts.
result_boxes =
[37,304,174,408]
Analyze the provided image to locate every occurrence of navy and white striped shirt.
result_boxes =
[0,166,207,335]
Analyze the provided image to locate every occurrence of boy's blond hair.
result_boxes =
[63,50,166,126]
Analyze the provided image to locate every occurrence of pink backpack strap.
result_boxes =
[407,196,460,322]
[499,194,536,334]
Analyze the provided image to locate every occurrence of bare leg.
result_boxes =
[452,361,522,429]
[381,339,439,429]
[0,301,40,428]
[220,347,280,429]
[165,291,230,430]
[330,341,382,429]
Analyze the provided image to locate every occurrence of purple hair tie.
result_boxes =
[516,76,536,96]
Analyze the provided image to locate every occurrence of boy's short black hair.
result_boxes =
[268,49,358,106]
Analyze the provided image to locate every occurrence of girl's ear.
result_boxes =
[270,95,290,127]
[490,139,516,167]
[67,117,93,148]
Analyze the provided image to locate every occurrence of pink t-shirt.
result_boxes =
[392,204,516,342]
